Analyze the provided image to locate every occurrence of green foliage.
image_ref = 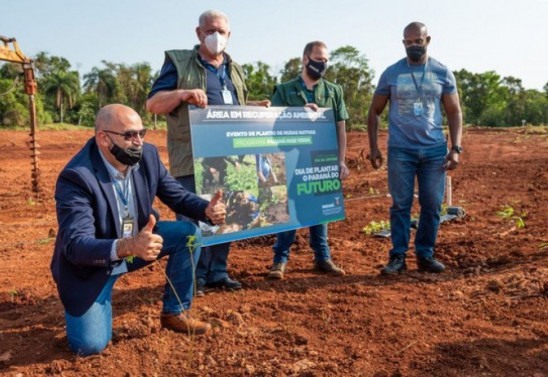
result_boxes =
[440,203,448,216]
[3,48,546,128]
[224,156,258,193]
[83,63,119,108]
[42,70,80,123]
[279,57,301,83]
[82,60,154,121]
[0,77,28,126]
[496,204,527,229]
[454,69,547,126]
[186,234,200,254]
[242,62,277,101]
[74,93,98,127]
[362,220,390,236]
[325,46,374,128]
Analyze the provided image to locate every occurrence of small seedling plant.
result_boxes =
[126,234,202,339]
[362,220,390,236]
[497,204,527,229]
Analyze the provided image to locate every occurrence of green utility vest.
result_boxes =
[164,46,248,177]
[271,77,349,122]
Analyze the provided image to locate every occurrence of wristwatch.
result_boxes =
[451,145,463,154]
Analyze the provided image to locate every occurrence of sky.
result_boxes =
[3,0,548,90]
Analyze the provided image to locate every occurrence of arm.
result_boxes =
[442,92,463,170]
[336,120,349,180]
[146,89,208,114]
[366,94,389,169]
[145,58,207,114]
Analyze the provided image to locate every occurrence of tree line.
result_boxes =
[1,46,547,129]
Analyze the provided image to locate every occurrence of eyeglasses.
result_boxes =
[103,129,147,141]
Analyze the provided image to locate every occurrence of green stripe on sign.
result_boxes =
[233,136,313,149]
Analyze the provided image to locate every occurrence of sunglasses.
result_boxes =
[103,129,147,141]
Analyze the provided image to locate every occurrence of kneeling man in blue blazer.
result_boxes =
[51,104,225,355]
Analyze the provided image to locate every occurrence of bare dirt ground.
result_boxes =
[0,127,546,377]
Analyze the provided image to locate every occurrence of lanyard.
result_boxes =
[407,60,428,99]
[113,175,130,217]
[203,61,227,88]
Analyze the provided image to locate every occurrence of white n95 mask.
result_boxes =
[205,32,228,55]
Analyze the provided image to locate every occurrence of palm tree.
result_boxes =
[129,62,153,113]
[43,70,80,123]
[83,63,117,108]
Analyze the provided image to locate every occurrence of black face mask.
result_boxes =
[305,57,327,80]
[110,143,142,166]
[406,45,426,62]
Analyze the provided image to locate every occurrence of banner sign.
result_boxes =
[189,105,345,246]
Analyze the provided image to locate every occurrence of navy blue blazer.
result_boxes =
[51,138,209,316]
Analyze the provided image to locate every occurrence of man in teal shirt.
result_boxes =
[267,41,349,280]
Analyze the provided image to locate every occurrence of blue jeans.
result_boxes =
[176,175,231,285]
[387,144,447,259]
[64,220,201,356]
[273,224,330,263]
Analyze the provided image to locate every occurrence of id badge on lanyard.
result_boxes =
[222,87,234,105]
[122,215,134,238]
[413,100,423,117]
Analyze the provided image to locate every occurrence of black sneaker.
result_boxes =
[195,281,206,297]
[417,257,445,273]
[380,255,407,275]
[206,277,242,291]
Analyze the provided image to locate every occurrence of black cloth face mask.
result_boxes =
[305,57,327,80]
[406,45,426,62]
[110,143,142,166]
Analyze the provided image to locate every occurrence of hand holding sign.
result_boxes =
[205,190,226,225]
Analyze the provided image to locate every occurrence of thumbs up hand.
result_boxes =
[205,190,226,225]
[117,214,164,261]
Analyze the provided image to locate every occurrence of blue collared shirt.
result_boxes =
[98,150,140,275]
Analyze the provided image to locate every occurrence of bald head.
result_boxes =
[95,104,142,134]
[404,22,427,36]
[94,104,144,171]
[402,22,430,63]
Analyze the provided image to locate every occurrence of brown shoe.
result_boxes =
[314,259,346,276]
[160,312,211,335]
[267,262,286,280]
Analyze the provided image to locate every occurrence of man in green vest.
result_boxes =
[146,10,269,296]
[267,41,349,280]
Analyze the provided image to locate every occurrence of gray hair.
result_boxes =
[199,10,230,29]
